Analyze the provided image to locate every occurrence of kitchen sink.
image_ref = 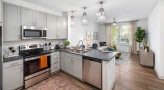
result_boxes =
[66,49,89,54]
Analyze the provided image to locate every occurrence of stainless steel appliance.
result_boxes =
[83,56,102,89]
[19,44,51,88]
[21,26,47,39]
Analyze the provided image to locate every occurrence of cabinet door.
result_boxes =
[61,52,66,71]
[47,14,58,39]
[65,56,73,74]
[0,0,2,22]
[57,16,68,39]
[3,65,23,90]
[21,7,34,26]
[35,11,47,27]
[3,3,21,41]
[73,59,82,79]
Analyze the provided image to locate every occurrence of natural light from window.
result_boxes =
[113,25,130,45]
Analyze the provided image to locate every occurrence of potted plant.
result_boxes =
[64,40,70,49]
[134,27,147,52]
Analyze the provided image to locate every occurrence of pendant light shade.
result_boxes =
[113,18,117,26]
[70,11,75,27]
[97,1,106,23]
[82,7,88,25]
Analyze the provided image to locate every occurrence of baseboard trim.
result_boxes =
[154,68,164,79]
[110,78,116,90]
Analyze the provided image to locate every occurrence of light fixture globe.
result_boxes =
[70,11,75,27]
[97,1,106,23]
[82,7,89,25]
[113,18,117,26]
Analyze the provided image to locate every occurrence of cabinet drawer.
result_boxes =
[51,64,60,73]
[51,52,60,57]
[3,59,23,69]
[65,53,82,60]
[51,56,60,64]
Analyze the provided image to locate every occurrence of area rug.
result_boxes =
[27,76,81,90]
[116,52,130,65]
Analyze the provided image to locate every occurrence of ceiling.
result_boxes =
[23,0,159,23]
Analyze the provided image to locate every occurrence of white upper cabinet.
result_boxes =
[3,2,21,41]
[47,14,68,39]
[21,7,34,26]
[47,14,58,39]
[57,16,68,39]
[35,11,47,27]
[21,7,47,27]
[0,0,2,22]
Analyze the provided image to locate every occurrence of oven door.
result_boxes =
[24,55,50,77]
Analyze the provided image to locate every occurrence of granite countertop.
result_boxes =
[3,49,116,63]
[60,49,116,61]
[3,56,23,63]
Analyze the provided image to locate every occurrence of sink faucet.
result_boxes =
[77,40,84,51]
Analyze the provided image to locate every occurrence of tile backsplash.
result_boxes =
[3,39,64,56]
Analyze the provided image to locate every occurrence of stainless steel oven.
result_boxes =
[21,26,47,39]
[24,54,51,88]
[19,44,51,88]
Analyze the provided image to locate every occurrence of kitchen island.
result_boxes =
[60,49,116,90]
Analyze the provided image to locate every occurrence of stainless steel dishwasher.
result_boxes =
[83,56,102,89]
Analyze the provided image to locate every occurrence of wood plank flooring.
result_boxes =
[29,54,164,90]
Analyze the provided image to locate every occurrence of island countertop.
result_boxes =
[59,49,116,61]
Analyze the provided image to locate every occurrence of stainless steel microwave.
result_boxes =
[21,26,47,39]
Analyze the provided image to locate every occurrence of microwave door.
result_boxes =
[22,29,42,39]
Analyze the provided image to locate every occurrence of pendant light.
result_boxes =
[113,18,117,26]
[82,7,89,25]
[97,1,106,23]
[70,11,75,27]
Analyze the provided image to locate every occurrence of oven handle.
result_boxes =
[25,54,50,61]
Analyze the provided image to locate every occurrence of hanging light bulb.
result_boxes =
[113,18,117,26]
[82,7,89,25]
[70,11,75,27]
[97,1,106,23]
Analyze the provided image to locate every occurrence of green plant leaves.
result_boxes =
[134,27,147,43]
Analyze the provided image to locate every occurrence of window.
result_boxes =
[112,25,130,45]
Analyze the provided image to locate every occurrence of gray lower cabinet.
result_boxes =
[21,7,47,27]
[51,52,60,73]
[3,2,21,41]
[62,52,82,79]
[61,52,66,71]
[3,60,23,90]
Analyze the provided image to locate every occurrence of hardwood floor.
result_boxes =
[113,54,164,90]
[29,54,164,90]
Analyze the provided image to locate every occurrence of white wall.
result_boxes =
[68,16,99,46]
[148,1,164,79]
[2,0,62,16]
